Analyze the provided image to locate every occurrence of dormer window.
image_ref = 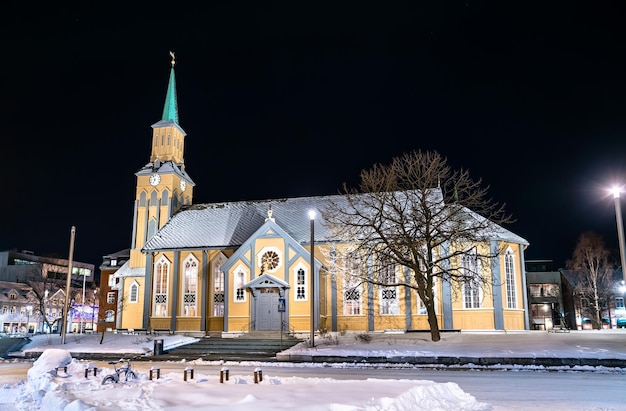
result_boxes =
[9,293,16,300]
[111,259,117,267]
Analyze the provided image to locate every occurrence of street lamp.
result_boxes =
[43,289,49,333]
[80,269,87,334]
[69,299,75,333]
[26,305,32,334]
[309,210,316,348]
[92,289,96,332]
[611,186,626,283]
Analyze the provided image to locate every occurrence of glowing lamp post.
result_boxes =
[309,210,316,348]
[611,187,626,283]
[26,305,32,333]
[92,289,96,332]
[43,289,49,333]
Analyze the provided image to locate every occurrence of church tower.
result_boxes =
[129,52,195,268]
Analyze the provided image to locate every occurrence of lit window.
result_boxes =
[505,249,517,309]
[129,282,139,303]
[182,255,198,316]
[153,256,170,317]
[234,267,247,302]
[379,260,398,315]
[343,256,362,316]
[461,252,482,308]
[212,256,225,317]
[295,265,307,301]
[105,310,115,322]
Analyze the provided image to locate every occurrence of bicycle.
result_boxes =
[101,358,139,385]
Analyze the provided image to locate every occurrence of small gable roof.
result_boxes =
[245,273,290,289]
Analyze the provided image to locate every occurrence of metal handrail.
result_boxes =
[281,320,295,336]
[241,321,255,332]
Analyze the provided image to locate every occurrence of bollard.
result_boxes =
[84,364,98,378]
[184,366,194,381]
[220,367,229,383]
[254,367,262,384]
[150,366,160,380]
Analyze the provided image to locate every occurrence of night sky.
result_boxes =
[3,2,626,277]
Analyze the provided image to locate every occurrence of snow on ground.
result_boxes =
[1,329,626,410]
[3,347,488,411]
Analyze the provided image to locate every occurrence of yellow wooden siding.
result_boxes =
[176,317,200,331]
[452,308,495,329]
[120,277,145,329]
[503,309,526,329]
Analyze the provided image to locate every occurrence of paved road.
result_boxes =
[1,359,625,410]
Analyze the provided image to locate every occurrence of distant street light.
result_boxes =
[309,210,316,348]
[43,289,49,333]
[80,269,87,334]
[92,289,97,332]
[611,186,626,283]
[26,305,32,334]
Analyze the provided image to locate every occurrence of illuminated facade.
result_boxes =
[113,56,530,335]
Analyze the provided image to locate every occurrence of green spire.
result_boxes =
[161,51,179,124]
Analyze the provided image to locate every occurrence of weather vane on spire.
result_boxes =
[169,51,176,67]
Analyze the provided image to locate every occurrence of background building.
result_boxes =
[0,249,97,334]
[98,249,129,331]
[525,260,569,330]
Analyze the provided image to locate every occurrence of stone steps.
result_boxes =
[158,333,303,361]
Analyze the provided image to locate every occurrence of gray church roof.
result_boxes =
[142,193,529,253]
[143,195,335,252]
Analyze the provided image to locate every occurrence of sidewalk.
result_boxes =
[4,329,626,369]
[277,330,626,368]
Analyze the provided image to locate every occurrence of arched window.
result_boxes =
[505,248,517,309]
[294,263,307,301]
[379,257,398,315]
[234,265,247,302]
[212,254,226,317]
[343,255,362,316]
[182,255,198,316]
[129,282,139,303]
[153,256,170,317]
[461,252,482,308]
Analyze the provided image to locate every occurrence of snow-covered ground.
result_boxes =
[1,329,626,410]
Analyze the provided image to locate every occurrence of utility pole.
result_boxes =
[61,226,76,344]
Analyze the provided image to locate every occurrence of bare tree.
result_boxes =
[322,150,514,342]
[566,232,614,329]
[19,263,55,333]
[21,263,81,334]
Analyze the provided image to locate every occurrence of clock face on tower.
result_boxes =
[180,179,186,191]
[149,173,161,186]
